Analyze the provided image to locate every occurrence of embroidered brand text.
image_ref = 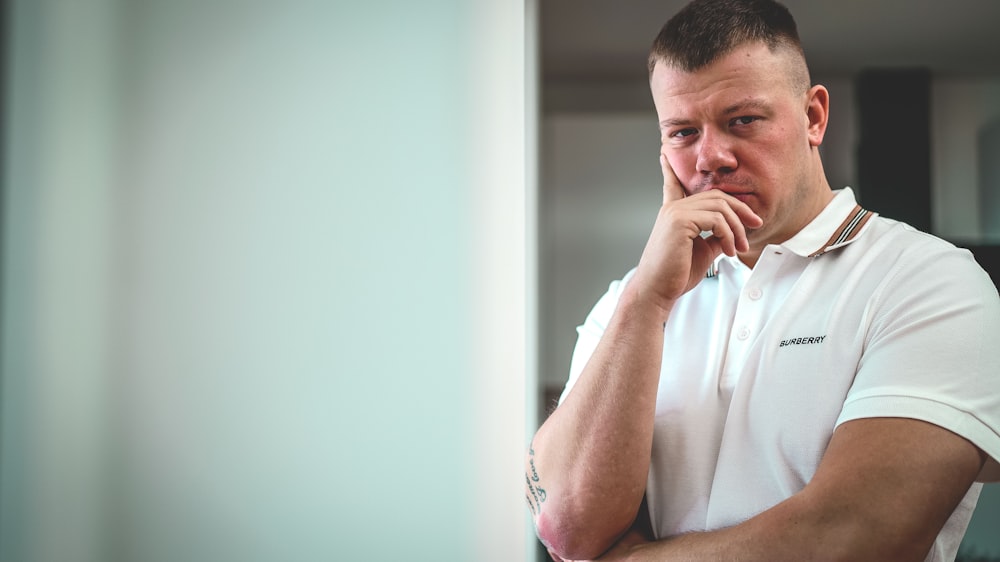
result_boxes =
[779,335,827,347]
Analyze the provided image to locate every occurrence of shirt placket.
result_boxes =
[719,251,786,390]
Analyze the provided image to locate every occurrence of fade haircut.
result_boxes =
[648,0,810,93]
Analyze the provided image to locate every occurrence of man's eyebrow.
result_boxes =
[723,98,773,115]
[659,117,692,130]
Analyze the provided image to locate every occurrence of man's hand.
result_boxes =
[583,528,651,562]
[628,154,762,317]
[546,528,648,562]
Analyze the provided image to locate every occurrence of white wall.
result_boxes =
[1,1,530,561]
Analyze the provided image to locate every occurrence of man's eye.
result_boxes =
[732,116,758,126]
[671,128,697,139]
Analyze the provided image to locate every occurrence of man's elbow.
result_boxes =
[534,508,626,561]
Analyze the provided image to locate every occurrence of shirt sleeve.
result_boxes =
[557,269,637,405]
[835,243,1000,482]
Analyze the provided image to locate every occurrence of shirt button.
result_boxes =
[747,287,763,300]
[737,326,751,340]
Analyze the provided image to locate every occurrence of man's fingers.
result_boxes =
[656,155,763,255]
[660,154,685,204]
[688,209,742,256]
[676,196,761,255]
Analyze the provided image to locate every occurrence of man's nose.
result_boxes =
[695,130,738,174]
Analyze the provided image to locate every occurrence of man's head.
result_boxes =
[648,0,810,98]
[649,0,833,257]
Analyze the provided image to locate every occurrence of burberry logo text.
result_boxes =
[779,335,827,347]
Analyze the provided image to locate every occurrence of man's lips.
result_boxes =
[707,186,754,203]
[726,192,753,204]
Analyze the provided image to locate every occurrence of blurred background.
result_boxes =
[536,0,1000,560]
[0,1,532,561]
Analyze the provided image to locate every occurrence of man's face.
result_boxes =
[651,42,829,252]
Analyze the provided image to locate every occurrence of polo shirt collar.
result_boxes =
[706,188,875,278]
[781,187,875,258]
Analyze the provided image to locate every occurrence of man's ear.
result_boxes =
[805,84,830,148]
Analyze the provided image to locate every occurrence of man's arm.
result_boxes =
[526,156,762,561]
[526,286,667,560]
[588,417,987,562]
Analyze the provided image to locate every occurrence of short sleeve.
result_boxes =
[557,269,637,405]
[835,245,1000,482]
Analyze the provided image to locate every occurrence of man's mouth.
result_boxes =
[726,192,753,204]
[696,175,754,195]
[702,184,753,201]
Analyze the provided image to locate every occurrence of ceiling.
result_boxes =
[542,0,1000,82]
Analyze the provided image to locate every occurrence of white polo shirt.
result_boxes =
[559,188,1000,561]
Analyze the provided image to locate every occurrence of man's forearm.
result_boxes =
[593,416,981,562]
[528,287,670,560]
[608,508,815,562]
[597,500,862,562]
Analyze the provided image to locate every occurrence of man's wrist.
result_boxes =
[617,283,675,326]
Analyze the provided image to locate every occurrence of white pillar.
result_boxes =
[1,1,531,560]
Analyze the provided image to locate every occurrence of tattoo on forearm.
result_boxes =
[525,444,548,515]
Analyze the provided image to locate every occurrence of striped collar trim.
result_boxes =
[808,204,874,257]
[706,261,719,278]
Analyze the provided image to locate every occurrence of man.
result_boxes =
[525,0,1000,560]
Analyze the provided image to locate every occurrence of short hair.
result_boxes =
[648,0,810,92]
